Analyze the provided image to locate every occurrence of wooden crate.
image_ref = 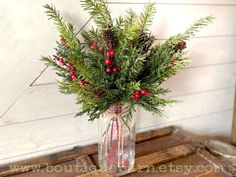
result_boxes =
[0,127,233,177]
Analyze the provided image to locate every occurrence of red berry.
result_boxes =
[56,57,60,62]
[135,90,140,97]
[71,75,76,80]
[105,59,112,65]
[91,41,97,47]
[110,50,115,57]
[79,80,84,84]
[68,66,75,71]
[132,94,139,101]
[99,47,104,51]
[70,71,75,76]
[106,68,111,73]
[106,51,111,57]
[112,67,118,72]
[141,89,149,96]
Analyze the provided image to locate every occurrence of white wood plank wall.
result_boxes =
[0,0,235,165]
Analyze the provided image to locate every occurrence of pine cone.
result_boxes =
[175,41,186,51]
[93,90,104,99]
[103,29,118,50]
[136,32,154,54]
[60,36,69,48]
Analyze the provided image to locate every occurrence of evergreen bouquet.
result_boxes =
[42,1,213,122]
[42,1,213,174]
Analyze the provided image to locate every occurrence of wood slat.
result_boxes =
[78,171,114,177]
[81,144,196,177]
[90,134,187,167]
[133,144,195,171]
[0,127,174,176]
[136,127,175,143]
[196,173,230,177]
[126,150,230,177]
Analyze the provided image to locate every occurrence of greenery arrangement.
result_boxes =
[42,0,214,122]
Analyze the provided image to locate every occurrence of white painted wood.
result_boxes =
[0,61,45,118]
[163,63,236,97]
[0,110,232,165]
[0,0,90,117]
[33,37,236,86]
[0,85,77,126]
[188,36,236,67]
[33,68,59,86]
[0,85,234,126]
[107,0,236,5]
[136,87,234,128]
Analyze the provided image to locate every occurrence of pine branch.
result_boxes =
[138,3,156,31]
[44,4,80,48]
[40,56,68,74]
[81,0,112,28]
[166,16,215,47]
[128,55,146,79]
[182,16,215,40]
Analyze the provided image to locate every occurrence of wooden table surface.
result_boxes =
[0,127,234,177]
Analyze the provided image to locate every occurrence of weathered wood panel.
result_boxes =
[0,110,232,165]
[0,128,174,176]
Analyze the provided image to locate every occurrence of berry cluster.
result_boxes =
[132,89,149,102]
[53,55,77,81]
[90,41,118,74]
[70,72,76,80]
[105,50,117,73]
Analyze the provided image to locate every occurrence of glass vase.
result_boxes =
[98,104,135,176]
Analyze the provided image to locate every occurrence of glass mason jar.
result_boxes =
[98,103,135,176]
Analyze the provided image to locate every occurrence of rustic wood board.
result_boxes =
[0,127,174,176]
[0,127,232,177]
